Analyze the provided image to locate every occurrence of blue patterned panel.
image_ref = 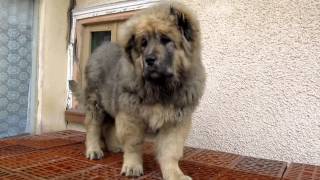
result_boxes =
[0,0,34,137]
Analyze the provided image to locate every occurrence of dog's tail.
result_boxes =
[68,80,85,106]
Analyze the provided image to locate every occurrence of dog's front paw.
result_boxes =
[121,163,143,177]
[178,175,192,180]
[86,148,104,160]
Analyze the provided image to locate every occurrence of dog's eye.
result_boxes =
[141,38,148,48]
[160,35,172,44]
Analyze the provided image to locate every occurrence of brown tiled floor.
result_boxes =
[0,130,318,180]
[283,163,320,180]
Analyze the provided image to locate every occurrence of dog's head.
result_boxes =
[119,2,200,85]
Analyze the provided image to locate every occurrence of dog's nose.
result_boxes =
[145,55,156,66]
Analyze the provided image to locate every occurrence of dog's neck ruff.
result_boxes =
[139,78,182,105]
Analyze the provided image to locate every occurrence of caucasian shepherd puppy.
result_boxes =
[70,2,205,180]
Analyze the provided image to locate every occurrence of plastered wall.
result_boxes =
[178,0,320,165]
[76,0,127,9]
[37,0,70,133]
[64,0,320,165]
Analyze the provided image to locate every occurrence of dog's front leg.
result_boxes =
[85,111,104,160]
[156,118,192,180]
[116,112,144,177]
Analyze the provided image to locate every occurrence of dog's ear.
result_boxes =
[170,6,194,42]
[118,19,137,63]
[124,35,135,63]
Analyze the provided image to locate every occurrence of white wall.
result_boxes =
[37,0,70,133]
[179,0,320,165]
[76,0,127,9]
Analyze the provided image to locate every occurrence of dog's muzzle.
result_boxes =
[144,62,173,81]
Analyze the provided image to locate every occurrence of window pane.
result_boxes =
[91,31,111,53]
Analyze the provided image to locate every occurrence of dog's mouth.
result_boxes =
[149,71,161,79]
[144,68,174,83]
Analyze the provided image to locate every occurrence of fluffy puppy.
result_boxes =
[70,2,205,180]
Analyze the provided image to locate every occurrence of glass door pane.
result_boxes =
[91,31,111,53]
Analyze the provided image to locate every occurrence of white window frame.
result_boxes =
[66,0,160,109]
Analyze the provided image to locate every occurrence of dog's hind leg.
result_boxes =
[116,112,145,177]
[102,122,122,153]
[156,119,192,180]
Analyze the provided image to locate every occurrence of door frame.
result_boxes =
[26,0,40,134]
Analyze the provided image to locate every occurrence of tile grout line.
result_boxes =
[279,163,288,180]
